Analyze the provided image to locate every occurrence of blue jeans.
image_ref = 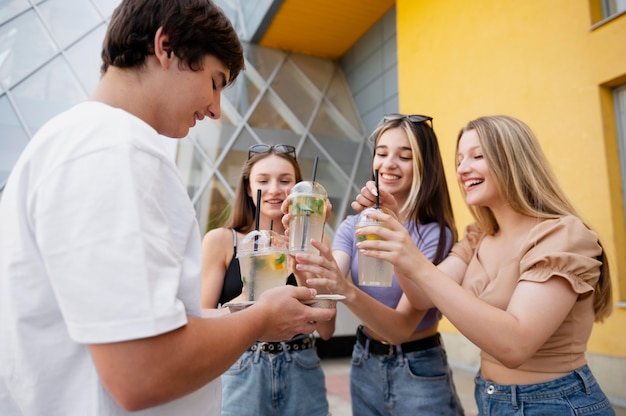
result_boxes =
[221,336,329,416]
[474,365,615,415]
[350,336,465,416]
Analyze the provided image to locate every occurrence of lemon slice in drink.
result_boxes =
[272,253,287,271]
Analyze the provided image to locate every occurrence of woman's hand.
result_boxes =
[354,209,428,276]
[291,239,358,302]
[351,180,400,218]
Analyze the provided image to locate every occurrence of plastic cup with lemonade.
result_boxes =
[237,230,289,301]
[287,181,327,254]
[355,207,393,287]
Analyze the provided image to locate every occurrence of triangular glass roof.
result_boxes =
[184,42,369,236]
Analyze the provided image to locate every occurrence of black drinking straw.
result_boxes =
[374,169,380,209]
[254,189,261,248]
[250,189,262,300]
[311,157,318,182]
[300,156,319,251]
[269,219,273,247]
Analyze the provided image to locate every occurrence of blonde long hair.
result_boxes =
[456,115,612,321]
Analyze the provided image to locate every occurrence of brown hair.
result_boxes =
[229,149,303,233]
[101,0,244,85]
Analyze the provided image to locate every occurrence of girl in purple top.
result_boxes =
[294,114,464,415]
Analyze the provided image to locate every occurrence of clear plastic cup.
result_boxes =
[237,230,289,301]
[287,181,327,254]
[355,208,393,287]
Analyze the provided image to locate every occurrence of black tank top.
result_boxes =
[218,229,296,306]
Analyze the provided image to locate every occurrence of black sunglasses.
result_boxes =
[248,144,296,159]
[383,113,433,126]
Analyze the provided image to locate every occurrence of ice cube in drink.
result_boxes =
[239,250,288,301]
[237,230,289,301]
[355,208,393,286]
[287,181,327,254]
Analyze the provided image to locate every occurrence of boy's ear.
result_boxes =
[154,27,172,66]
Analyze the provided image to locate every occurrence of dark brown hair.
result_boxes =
[101,0,244,85]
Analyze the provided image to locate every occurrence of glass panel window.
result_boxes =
[290,54,336,92]
[356,140,375,185]
[65,24,107,93]
[244,44,286,81]
[325,70,364,138]
[297,137,349,231]
[603,0,626,17]
[310,101,358,142]
[223,72,261,121]
[92,0,122,18]
[37,0,101,49]
[0,95,29,191]
[11,55,86,133]
[0,0,29,25]
[248,90,293,131]
[198,177,234,234]
[0,9,57,89]
[271,58,320,126]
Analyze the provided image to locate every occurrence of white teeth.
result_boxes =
[381,174,399,180]
[466,180,482,187]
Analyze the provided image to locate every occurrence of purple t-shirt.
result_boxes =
[332,215,453,332]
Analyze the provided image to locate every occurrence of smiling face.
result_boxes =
[456,129,504,208]
[156,54,230,138]
[247,154,297,221]
[373,127,414,205]
[172,55,229,136]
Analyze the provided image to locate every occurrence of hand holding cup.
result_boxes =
[252,285,337,342]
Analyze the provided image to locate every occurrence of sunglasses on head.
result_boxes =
[248,144,296,159]
[383,113,433,126]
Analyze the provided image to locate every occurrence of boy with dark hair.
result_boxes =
[0,1,334,414]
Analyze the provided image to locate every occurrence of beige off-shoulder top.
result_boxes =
[450,215,602,374]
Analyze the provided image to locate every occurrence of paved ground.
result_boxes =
[321,357,626,416]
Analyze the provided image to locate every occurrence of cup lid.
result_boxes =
[288,181,327,198]
[237,230,287,255]
[356,207,384,226]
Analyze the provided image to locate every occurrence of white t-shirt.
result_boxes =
[0,102,220,415]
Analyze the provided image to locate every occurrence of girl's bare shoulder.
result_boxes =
[202,227,236,249]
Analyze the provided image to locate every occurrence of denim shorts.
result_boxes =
[350,336,465,416]
[220,335,329,416]
[474,365,615,415]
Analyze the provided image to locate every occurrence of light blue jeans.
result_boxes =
[350,338,465,416]
[221,336,329,416]
[474,365,615,415]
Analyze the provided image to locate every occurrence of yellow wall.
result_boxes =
[395,0,626,357]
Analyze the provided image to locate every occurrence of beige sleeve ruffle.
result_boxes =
[519,216,602,295]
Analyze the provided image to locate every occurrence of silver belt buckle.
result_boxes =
[377,339,394,356]
[385,344,395,356]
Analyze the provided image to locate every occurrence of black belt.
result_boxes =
[249,334,315,354]
[356,325,441,356]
